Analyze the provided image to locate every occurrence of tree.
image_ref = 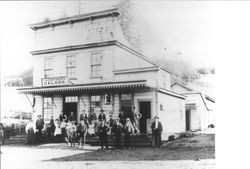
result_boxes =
[114,0,141,52]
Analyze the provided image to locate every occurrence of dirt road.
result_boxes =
[0,133,215,169]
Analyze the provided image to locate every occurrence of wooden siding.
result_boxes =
[157,69,171,90]
[33,17,117,51]
[171,83,192,93]
[157,92,185,133]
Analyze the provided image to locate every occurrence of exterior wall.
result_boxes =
[114,71,157,88]
[184,94,205,131]
[33,46,115,87]
[52,95,63,120]
[33,95,43,120]
[171,84,191,93]
[157,69,171,90]
[157,92,186,134]
[34,17,120,51]
[114,47,154,70]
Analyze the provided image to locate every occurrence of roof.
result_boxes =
[158,88,187,99]
[17,80,148,94]
[181,92,215,111]
[29,8,120,30]
[171,81,194,91]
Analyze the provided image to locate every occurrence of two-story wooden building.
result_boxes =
[18,8,186,136]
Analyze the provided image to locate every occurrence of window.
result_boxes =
[91,95,101,107]
[91,52,102,77]
[104,94,111,105]
[44,57,53,78]
[43,97,52,120]
[67,55,76,79]
[65,96,78,103]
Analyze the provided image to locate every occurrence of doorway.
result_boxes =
[63,96,78,122]
[185,109,191,131]
[139,101,151,134]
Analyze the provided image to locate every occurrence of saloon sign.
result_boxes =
[42,76,68,86]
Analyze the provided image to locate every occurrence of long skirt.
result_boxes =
[27,128,35,145]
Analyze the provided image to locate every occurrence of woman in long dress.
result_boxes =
[25,120,35,145]
[54,119,61,142]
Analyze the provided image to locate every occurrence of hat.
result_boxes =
[100,109,104,112]
[37,115,41,117]
[154,116,159,119]
[82,109,86,112]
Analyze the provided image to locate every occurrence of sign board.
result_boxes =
[42,76,68,87]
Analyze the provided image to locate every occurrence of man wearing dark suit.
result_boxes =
[36,115,44,142]
[97,120,109,149]
[151,116,163,148]
[98,109,106,122]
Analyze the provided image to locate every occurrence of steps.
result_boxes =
[86,134,152,147]
[3,134,27,145]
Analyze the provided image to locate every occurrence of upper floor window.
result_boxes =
[44,57,53,78]
[91,52,102,78]
[43,97,52,120]
[67,55,76,79]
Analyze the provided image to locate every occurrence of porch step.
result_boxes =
[3,134,27,144]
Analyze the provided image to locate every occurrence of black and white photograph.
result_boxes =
[3,0,243,168]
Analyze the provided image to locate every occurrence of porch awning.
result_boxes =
[17,80,148,94]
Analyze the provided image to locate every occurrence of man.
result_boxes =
[97,120,109,149]
[98,109,106,122]
[79,110,88,127]
[68,112,75,122]
[35,115,44,142]
[47,116,55,141]
[88,108,97,124]
[151,116,163,148]
[123,118,134,149]
[112,118,123,149]
[59,110,67,122]
[77,119,88,148]
[107,114,115,136]
[118,109,125,126]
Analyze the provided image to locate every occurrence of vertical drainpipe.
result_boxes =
[155,68,160,118]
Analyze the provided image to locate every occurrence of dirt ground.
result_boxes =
[0,133,215,169]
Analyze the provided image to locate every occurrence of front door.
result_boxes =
[185,109,191,131]
[139,101,151,134]
[63,96,78,122]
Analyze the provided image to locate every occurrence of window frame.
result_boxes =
[91,52,102,78]
[90,95,101,108]
[43,97,53,120]
[66,55,77,80]
[44,57,54,78]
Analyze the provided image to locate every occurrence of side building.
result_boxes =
[18,8,186,136]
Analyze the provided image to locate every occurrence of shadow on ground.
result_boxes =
[43,134,215,161]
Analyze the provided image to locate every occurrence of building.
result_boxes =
[18,8,187,136]
[171,81,215,131]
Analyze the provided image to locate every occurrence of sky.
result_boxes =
[0,0,245,77]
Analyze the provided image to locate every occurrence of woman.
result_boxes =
[25,120,35,145]
[123,118,134,149]
[54,119,61,142]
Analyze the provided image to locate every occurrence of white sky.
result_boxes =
[0,0,247,77]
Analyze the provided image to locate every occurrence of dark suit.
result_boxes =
[97,125,109,149]
[112,122,123,148]
[151,120,163,147]
[36,118,44,142]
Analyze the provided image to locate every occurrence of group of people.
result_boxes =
[25,107,163,149]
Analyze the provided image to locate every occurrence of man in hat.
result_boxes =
[112,118,123,149]
[97,120,109,149]
[80,110,88,126]
[98,109,106,122]
[151,116,163,148]
[35,115,44,142]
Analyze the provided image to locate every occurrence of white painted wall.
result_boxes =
[157,69,171,90]
[157,92,186,134]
